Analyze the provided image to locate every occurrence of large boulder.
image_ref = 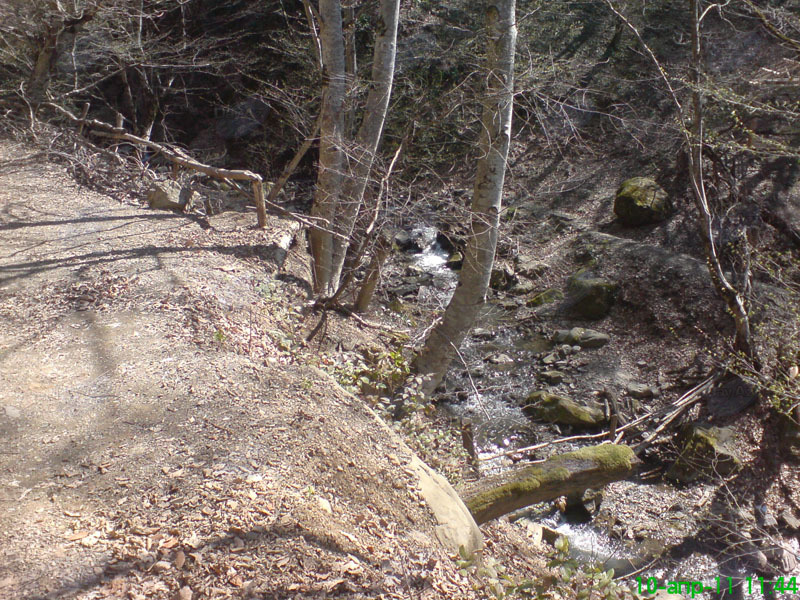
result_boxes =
[666,424,742,482]
[614,177,671,226]
[566,272,618,319]
[524,391,606,427]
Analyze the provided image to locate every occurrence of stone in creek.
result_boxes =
[523,391,606,427]
[552,327,610,349]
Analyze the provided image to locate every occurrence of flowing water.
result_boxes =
[391,225,793,599]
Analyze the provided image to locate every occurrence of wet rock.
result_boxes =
[526,288,564,307]
[666,425,742,483]
[395,226,437,253]
[552,327,610,349]
[471,328,495,341]
[523,391,606,427]
[627,383,656,399]
[565,273,618,320]
[614,177,671,226]
[487,353,515,366]
[445,251,463,270]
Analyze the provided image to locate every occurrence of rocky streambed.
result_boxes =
[382,219,800,598]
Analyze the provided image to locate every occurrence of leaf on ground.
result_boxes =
[66,531,89,541]
[174,550,186,570]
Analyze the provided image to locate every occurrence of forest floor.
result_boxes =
[0,139,546,600]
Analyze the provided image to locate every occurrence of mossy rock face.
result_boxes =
[666,425,742,482]
[524,391,606,427]
[614,177,671,226]
[566,274,618,320]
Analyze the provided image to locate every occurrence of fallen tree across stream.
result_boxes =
[461,444,637,525]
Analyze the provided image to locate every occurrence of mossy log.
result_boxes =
[462,444,637,525]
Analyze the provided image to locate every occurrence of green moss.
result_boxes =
[560,443,635,471]
[465,445,634,517]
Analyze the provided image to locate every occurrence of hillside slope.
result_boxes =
[0,140,505,599]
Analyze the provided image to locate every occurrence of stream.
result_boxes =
[388,225,796,599]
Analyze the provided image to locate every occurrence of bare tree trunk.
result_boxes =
[687,0,756,363]
[310,0,347,294]
[329,0,401,290]
[414,0,517,396]
[27,24,61,102]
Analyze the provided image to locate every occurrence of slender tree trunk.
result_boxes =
[414,0,517,396]
[310,0,347,294]
[27,24,61,102]
[329,0,401,290]
[687,0,756,363]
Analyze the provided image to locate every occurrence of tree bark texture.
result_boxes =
[414,0,517,395]
[462,444,636,525]
[310,0,347,294]
[329,0,401,289]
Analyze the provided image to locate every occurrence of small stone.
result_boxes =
[472,328,494,340]
[488,353,514,366]
[317,497,333,514]
[780,509,800,530]
[3,405,21,419]
[175,586,193,600]
[627,383,654,399]
[540,370,565,384]
[577,330,610,349]
[542,353,558,365]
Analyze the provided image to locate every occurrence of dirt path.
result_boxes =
[0,141,491,599]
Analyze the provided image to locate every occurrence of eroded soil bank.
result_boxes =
[0,141,546,599]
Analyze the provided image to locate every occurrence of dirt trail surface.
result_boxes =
[0,141,494,599]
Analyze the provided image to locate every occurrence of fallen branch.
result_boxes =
[45,103,269,226]
[463,444,637,524]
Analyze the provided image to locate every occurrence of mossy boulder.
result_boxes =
[524,391,606,427]
[566,273,618,320]
[666,425,742,483]
[614,177,671,226]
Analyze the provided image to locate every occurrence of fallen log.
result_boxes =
[461,444,637,525]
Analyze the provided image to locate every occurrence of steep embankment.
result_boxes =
[0,140,494,599]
